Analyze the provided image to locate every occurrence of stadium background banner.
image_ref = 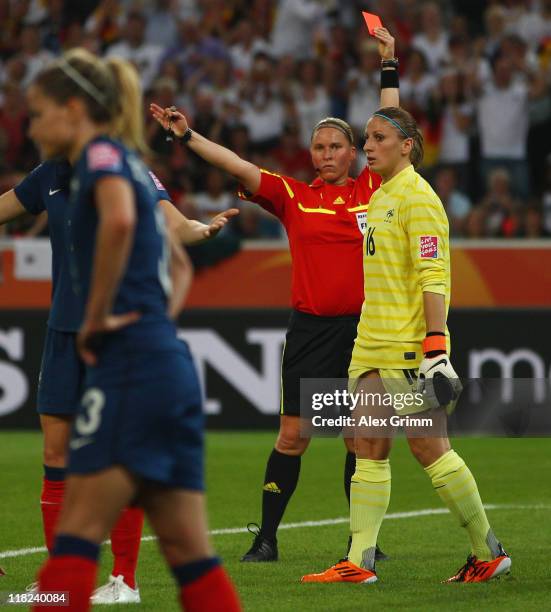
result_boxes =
[1,309,550,430]
[2,242,551,308]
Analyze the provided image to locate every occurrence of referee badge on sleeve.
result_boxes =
[420,236,438,258]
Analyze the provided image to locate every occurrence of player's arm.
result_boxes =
[418,289,462,407]
[0,189,28,224]
[374,27,399,108]
[159,199,239,245]
[166,231,193,319]
[402,195,461,406]
[150,103,261,194]
[78,176,140,365]
[423,291,446,334]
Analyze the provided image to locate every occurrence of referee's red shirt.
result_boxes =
[239,167,381,316]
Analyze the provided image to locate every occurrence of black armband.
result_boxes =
[381,67,399,89]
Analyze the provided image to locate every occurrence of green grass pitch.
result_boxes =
[1,432,550,611]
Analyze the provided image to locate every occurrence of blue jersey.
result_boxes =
[14,159,172,332]
[67,136,172,332]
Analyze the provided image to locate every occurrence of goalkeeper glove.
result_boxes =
[417,332,462,409]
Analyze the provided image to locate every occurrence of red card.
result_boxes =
[362,11,382,35]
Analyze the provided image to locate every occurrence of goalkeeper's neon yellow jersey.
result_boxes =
[350,164,451,373]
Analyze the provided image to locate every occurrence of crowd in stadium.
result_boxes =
[1,0,551,241]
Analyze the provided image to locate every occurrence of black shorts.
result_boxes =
[281,309,360,416]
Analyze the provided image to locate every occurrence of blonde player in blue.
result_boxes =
[301,107,511,585]
[27,51,240,611]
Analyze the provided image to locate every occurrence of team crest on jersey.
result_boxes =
[87,143,122,171]
[356,211,367,235]
[384,208,394,222]
[148,170,166,191]
[420,235,438,258]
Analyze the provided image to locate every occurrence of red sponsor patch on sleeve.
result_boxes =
[87,143,122,172]
[420,235,438,258]
[148,170,166,191]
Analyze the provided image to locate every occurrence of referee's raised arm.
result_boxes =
[372,27,399,109]
[149,103,261,194]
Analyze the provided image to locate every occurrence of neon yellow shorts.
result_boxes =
[348,366,428,416]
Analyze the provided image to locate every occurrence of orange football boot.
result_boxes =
[445,546,511,583]
[301,559,377,584]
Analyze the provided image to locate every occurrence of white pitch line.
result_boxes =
[1,503,549,560]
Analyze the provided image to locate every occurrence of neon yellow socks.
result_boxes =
[425,449,495,561]
[349,458,391,569]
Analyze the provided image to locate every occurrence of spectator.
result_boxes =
[270,0,328,60]
[270,122,313,181]
[483,4,507,59]
[162,17,229,84]
[346,40,381,140]
[0,82,30,170]
[474,51,545,199]
[1,0,31,58]
[84,0,125,52]
[205,58,240,115]
[434,166,472,236]
[499,34,539,83]
[290,59,330,149]
[38,0,66,54]
[1,55,28,89]
[17,24,55,87]
[105,10,164,90]
[64,23,100,55]
[230,19,271,80]
[411,1,449,73]
[522,204,546,237]
[513,0,551,51]
[187,167,239,227]
[190,86,220,138]
[432,69,473,189]
[239,53,286,152]
[144,0,179,49]
[400,49,437,120]
[1,0,549,241]
[478,167,522,237]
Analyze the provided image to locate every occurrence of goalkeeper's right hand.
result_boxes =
[416,333,463,409]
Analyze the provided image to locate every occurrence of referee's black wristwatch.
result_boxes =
[177,128,193,144]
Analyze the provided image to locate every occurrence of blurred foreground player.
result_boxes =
[0,51,236,604]
[151,26,399,563]
[151,26,400,563]
[24,52,240,611]
[301,107,510,584]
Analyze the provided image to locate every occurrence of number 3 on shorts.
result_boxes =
[75,388,106,436]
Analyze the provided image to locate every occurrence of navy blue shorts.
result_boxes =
[37,327,84,415]
[68,333,204,491]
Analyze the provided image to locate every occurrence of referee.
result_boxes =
[151,27,399,563]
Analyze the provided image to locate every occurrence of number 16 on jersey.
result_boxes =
[366,226,376,256]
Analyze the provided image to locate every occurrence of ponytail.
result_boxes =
[105,57,150,156]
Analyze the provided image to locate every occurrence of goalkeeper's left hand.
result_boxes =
[417,334,463,409]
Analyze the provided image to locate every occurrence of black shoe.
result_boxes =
[345,536,389,562]
[375,545,389,562]
[240,523,278,562]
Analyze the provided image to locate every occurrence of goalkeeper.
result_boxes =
[302,107,511,585]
